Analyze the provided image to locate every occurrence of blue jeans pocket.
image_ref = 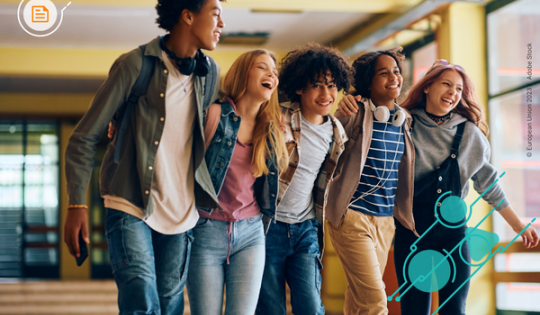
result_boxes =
[315,256,323,293]
[246,213,263,224]
[105,209,129,273]
[180,231,194,283]
[195,217,210,227]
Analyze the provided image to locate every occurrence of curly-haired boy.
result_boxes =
[256,42,353,315]
[64,0,224,314]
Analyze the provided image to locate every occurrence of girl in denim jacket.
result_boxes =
[187,49,288,315]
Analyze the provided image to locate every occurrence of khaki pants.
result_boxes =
[328,209,395,315]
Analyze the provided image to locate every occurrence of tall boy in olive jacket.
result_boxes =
[64,0,224,313]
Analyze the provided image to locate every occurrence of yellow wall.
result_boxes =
[0,47,250,78]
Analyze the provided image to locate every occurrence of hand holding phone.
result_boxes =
[76,230,89,267]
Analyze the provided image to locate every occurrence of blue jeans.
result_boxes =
[105,209,192,315]
[256,218,325,315]
[187,214,265,315]
[394,204,470,315]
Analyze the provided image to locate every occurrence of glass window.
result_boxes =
[496,283,540,312]
[400,38,438,103]
[488,83,540,312]
[488,1,540,311]
[412,41,438,83]
[489,84,540,242]
[487,0,540,96]
[0,121,60,278]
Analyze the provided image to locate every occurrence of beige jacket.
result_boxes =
[326,101,418,236]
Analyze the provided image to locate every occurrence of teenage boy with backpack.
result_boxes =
[63,0,224,313]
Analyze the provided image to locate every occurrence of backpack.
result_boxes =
[114,44,218,163]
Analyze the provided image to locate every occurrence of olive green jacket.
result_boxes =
[65,37,221,216]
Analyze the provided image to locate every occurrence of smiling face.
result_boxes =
[296,71,337,125]
[245,54,279,103]
[424,69,463,116]
[190,0,225,51]
[369,54,402,106]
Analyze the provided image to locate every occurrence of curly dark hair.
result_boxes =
[155,0,224,32]
[351,47,405,99]
[279,42,354,103]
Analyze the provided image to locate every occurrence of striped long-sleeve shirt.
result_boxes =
[349,108,404,216]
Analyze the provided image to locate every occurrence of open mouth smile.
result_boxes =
[261,81,274,90]
[316,100,333,106]
[442,97,453,106]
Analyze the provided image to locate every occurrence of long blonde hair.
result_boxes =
[222,49,288,177]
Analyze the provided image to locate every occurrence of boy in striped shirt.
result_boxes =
[326,48,416,315]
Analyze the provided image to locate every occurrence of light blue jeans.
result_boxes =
[187,214,265,315]
[105,208,192,315]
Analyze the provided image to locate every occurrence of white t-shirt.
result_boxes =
[103,51,199,235]
[275,114,333,224]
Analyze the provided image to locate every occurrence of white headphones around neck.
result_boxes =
[348,99,405,208]
[369,99,406,127]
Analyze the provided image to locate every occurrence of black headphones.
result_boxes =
[159,35,210,77]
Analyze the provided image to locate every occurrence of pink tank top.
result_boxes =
[199,139,260,222]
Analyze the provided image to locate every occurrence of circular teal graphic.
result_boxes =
[440,196,467,223]
[408,250,451,293]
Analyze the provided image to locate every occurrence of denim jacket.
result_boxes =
[200,99,279,219]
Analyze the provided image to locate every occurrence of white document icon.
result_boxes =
[32,6,49,23]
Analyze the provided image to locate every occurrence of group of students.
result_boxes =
[63,0,539,315]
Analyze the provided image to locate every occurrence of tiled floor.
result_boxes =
[0,280,294,315]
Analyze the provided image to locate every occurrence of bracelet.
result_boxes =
[68,205,88,209]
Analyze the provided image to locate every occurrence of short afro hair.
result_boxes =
[155,0,224,32]
[351,47,405,99]
[279,42,353,103]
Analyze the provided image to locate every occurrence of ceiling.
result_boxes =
[0,0,425,52]
[0,4,373,51]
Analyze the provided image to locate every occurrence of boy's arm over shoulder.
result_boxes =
[333,104,364,138]
[65,49,139,205]
[333,109,352,129]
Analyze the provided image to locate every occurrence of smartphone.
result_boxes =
[75,230,89,267]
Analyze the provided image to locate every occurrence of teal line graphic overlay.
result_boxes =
[388,172,536,315]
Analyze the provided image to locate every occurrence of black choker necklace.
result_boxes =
[426,110,452,124]
[159,35,210,77]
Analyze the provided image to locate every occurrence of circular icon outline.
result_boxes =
[17,0,71,37]
[434,192,472,229]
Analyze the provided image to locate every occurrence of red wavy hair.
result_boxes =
[400,65,489,136]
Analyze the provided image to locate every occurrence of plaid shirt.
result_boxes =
[278,102,348,255]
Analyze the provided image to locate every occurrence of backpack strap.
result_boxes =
[204,103,222,149]
[202,58,217,111]
[450,121,467,158]
[114,44,156,164]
